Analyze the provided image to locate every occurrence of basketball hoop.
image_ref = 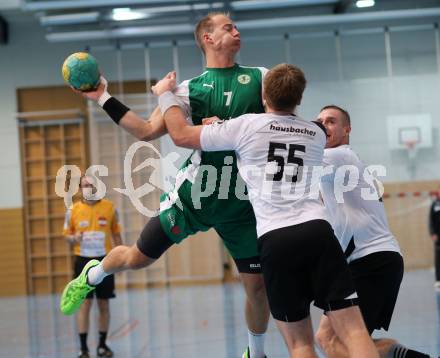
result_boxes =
[403,140,419,165]
[404,140,418,161]
[387,114,432,180]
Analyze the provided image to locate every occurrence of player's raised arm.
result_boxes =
[160,105,203,149]
[72,76,167,141]
[151,71,201,148]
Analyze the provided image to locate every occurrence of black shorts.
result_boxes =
[349,251,403,333]
[233,256,262,274]
[136,216,175,259]
[74,256,115,300]
[258,219,357,322]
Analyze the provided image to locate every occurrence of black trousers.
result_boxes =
[435,241,440,281]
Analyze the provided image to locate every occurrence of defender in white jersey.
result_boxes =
[154,64,379,358]
[315,105,430,358]
[319,143,400,264]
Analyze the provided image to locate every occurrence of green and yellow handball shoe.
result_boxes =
[60,259,100,315]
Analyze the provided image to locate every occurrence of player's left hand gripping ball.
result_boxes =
[62,52,101,91]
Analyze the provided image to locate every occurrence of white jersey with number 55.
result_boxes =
[201,113,329,237]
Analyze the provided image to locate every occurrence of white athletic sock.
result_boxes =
[87,263,108,286]
[388,344,409,358]
[248,330,266,358]
[387,343,431,358]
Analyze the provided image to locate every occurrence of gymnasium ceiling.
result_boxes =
[2,0,440,43]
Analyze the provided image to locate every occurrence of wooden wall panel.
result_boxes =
[17,86,87,114]
[0,208,27,296]
[384,180,439,270]
[20,121,86,294]
[18,83,90,295]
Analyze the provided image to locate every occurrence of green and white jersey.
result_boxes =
[161,64,267,223]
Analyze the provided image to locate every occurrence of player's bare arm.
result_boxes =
[119,106,166,141]
[72,76,167,141]
[161,106,203,149]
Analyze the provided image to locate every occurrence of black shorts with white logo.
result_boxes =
[258,219,357,322]
[349,251,403,334]
[234,256,262,274]
[74,256,115,299]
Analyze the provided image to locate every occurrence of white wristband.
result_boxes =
[98,91,112,107]
[158,91,181,115]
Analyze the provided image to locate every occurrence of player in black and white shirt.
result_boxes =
[315,105,430,358]
[429,196,440,289]
[154,65,379,358]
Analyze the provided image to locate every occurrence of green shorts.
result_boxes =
[158,182,258,260]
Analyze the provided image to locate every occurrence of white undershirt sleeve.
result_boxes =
[259,67,269,107]
[173,80,192,122]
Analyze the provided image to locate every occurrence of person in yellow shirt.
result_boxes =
[63,175,122,358]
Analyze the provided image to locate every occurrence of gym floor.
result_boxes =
[1,269,438,358]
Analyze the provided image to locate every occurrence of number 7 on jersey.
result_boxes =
[224,91,232,106]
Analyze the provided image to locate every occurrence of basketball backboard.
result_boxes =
[387,113,432,150]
